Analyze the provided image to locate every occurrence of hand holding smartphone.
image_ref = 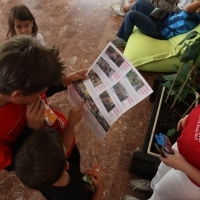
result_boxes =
[154,133,174,158]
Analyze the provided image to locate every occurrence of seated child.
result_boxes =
[112,0,200,47]
[127,106,200,200]
[110,0,193,17]
[14,127,104,200]
[0,35,88,171]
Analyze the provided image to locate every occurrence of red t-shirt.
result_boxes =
[177,105,200,187]
[0,93,75,169]
[0,103,26,169]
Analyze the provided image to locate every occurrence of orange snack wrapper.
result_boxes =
[44,103,58,126]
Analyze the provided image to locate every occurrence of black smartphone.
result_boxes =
[154,142,166,158]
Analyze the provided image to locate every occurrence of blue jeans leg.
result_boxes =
[117,12,164,41]
[117,0,164,41]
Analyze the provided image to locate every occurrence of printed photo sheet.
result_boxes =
[68,42,153,140]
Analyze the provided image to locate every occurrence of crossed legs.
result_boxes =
[116,0,164,41]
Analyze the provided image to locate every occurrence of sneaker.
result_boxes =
[122,0,134,5]
[130,179,153,192]
[124,195,140,200]
[110,3,126,17]
[112,38,127,47]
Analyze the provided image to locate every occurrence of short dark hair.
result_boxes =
[0,35,65,95]
[14,127,66,190]
[7,4,38,39]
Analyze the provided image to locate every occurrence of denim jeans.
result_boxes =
[117,0,165,41]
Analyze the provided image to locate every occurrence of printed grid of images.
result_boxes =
[96,57,115,78]
[72,81,110,132]
[105,45,125,67]
[126,69,144,91]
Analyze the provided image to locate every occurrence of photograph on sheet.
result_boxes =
[99,90,116,113]
[126,69,145,91]
[105,45,125,67]
[88,69,103,88]
[96,57,115,78]
[112,82,129,102]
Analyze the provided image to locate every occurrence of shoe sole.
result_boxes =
[124,195,139,200]
[122,0,131,5]
[130,180,152,192]
[112,41,126,47]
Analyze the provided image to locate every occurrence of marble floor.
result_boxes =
[0,0,164,199]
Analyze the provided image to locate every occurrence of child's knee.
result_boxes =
[126,10,137,19]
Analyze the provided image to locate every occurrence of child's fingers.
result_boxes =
[26,100,36,112]
[73,101,84,114]
[32,99,42,115]
[85,169,94,174]
[78,68,88,76]
[79,102,84,113]
[73,101,84,110]
[77,101,84,110]
[86,169,101,178]
[171,148,178,154]
[26,99,39,114]
[37,100,45,118]
[90,175,97,184]
[80,101,85,107]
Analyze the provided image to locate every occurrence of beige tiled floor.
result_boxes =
[0,0,164,199]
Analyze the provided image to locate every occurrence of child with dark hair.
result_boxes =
[7,4,45,45]
[14,127,103,200]
[0,35,88,171]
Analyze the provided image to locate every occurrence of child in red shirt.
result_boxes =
[0,35,87,170]
[129,105,200,200]
[146,106,200,200]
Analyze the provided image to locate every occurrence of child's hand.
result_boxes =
[177,115,188,131]
[63,69,88,86]
[86,170,103,191]
[68,101,84,127]
[26,99,45,130]
[159,149,187,171]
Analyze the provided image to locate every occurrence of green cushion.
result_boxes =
[123,25,200,72]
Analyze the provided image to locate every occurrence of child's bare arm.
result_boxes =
[177,114,188,131]
[184,1,200,13]
[62,102,84,152]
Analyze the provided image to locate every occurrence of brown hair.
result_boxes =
[14,127,66,190]
[0,35,65,96]
[7,4,38,39]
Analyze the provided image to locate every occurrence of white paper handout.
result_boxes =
[68,42,153,140]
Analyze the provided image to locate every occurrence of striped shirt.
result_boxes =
[161,10,200,39]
